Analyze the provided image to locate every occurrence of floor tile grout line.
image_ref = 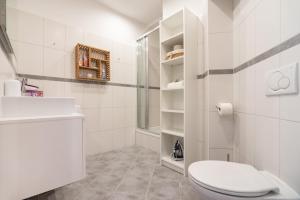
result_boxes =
[108,149,140,199]
[179,180,183,200]
[144,165,156,200]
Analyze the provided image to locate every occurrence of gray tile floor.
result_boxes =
[26,146,199,200]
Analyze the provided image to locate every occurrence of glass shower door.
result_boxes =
[137,37,149,129]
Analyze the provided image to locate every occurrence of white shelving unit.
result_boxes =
[160,8,200,176]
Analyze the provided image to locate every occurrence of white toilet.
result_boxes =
[188,161,300,200]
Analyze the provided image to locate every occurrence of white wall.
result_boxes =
[205,0,234,161]
[233,0,300,194]
[7,0,144,43]
[0,49,15,96]
[163,0,205,19]
[7,0,143,155]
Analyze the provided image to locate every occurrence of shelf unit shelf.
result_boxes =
[160,8,200,176]
[161,87,184,91]
[161,156,184,174]
[161,32,184,46]
[79,66,99,71]
[161,109,184,114]
[161,129,184,137]
[161,56,184,66]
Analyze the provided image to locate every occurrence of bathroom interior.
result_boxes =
[0,0,300,199]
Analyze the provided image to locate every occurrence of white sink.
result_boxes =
[0,96,78,118]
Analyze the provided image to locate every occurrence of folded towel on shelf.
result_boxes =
[167,80,184,89]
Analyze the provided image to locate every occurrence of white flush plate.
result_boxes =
[266,62,298,96]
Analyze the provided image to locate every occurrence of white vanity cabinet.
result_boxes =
[0,97,85,200]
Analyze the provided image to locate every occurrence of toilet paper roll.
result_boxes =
[4,80,21,97]
[216,103,233,116]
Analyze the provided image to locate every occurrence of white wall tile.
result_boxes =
[208,33,233,69]
[86,131,113,155]
[7,8,44,45]
[44,19,66,50]
[119,62,131,84]
[82,108,99,132]
[43,48,65,78]
[112,107,126,129]
[209,112,234,149]
[233,72,240,112]
[64,51,76,79]
[112,86,125,107]
[236,113,255,165]
[208,0,233,34]
[254,55,279,118]
[239,13,255,64]
[112,129,126,150]
[84,33,113,52]
[233,113,240,162]
[255,0,280,55]
[124,107,136,127]
[64,82,83,106]
[279,44,300,122]
[98,85,113,108]
[233,28,240,67]
[281,0,300,42]
[124,127,136,147]
[98,108,113,131]
[83,84,100,108]
[238,66,255,114]
[279,120,300,194]
[65,26,84,52]
[254,116,279,176]
[42,80,65,97]
[12,41,43,75]
[124,87,137,107]
[209,148,233,161]
[209,74,233,111]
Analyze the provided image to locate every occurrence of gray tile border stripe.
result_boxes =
[17,73,161,89]
[209,69,233,75]
[197,69,233,79]
[197,32,300,78]
[149,86,160,90]
[233,32,300,73]
[197,71,208,79]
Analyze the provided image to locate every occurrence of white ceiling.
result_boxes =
[96,0,162,25]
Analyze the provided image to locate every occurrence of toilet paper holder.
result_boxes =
[216,104,221,112]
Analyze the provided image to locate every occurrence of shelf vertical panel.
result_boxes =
[183,9,204,177]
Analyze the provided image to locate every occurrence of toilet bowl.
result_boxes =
[188,161,300,200]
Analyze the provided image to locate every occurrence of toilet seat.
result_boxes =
[188,161,279,197]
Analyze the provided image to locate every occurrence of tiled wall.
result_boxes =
[202,0,234,161]
[7,7,138,155]
[233,0,300,193]
[0,50,15,96]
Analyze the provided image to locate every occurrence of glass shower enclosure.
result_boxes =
[136,28,160,135]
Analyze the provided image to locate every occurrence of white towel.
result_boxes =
[167,80,184,89]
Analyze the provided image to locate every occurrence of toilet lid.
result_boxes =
[188,161,279,197]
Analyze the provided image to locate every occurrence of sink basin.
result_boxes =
[0,96,78,118]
